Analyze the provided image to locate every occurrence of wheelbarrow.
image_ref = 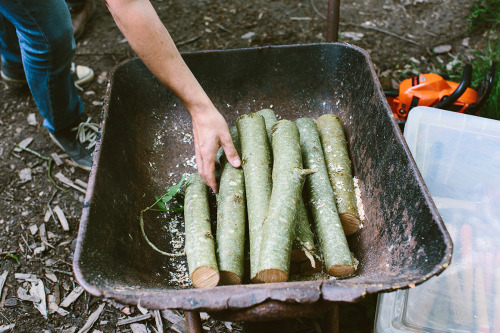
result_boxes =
[73,4,452,332]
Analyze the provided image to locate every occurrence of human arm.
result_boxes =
[105,0,240,192]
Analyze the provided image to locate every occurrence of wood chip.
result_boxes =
[50,153,64,166]
[55,172,86,194]
[14,137,33,152]
[77,303,105,333]
[45,271,58,283]
[29,224,38,235]
[30,280,47,318]
[161,310,187,333]
[15,273,37,281]
[61,327,77,333]
[0,324,15,333]
[60,285,84,308]
[17,287,41,303]
[74,179,88,189]
[53,205,70,231]
[48,294,69,316]
[44,210,52,223]
[154,310,163,333]
[0,271,8,301]
[130,323,149,333]
[117,313,152,326]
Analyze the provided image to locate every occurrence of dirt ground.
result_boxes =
[0,0,486,332]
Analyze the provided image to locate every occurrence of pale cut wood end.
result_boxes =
[328,264,355,277]
[191,266,220,288]
[219,271,242,285]
[255,269,288,283]
[339,213,361,236]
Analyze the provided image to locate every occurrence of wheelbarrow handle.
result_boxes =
[326,0,341,42]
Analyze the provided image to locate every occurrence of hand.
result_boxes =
[191,107,240,193]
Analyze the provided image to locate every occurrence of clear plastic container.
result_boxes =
[374,107,500,333]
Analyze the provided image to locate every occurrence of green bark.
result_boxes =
[256,109,278,145]
[216,127,246,285]
[256,120,314,283]
[184,173,219,288]
[295,118,354,278]
[316,114,360,235]
[236,113,272,280]
[256,109,319,268]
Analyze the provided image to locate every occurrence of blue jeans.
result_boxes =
[0,0,84,132]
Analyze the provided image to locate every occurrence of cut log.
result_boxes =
[291,199,322,275]
[216,127,246,285]
[237,113,272,281]
[295,117,354,278]
[256,109,320,275]
[316,114,360,235]
[255,120,315,283]
[184,174,219,288]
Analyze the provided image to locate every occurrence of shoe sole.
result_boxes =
[49,132,92,172]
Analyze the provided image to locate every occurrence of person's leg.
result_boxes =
[0,0,83,132]
[0,12,25,81]
[65,0,96,40]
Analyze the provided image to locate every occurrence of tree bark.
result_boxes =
[255,120,314,283]
[216,127,246,285]
[256,109,321,275]
[184,173,220,288]
[236,113,272,281]
[316,114,360,235]
[295,118,354,278]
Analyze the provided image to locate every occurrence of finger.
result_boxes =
[220,132,241,168]
[203,158,218,193]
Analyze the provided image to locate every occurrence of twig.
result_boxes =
[215,24,232,33]
[139,210,185,257]
[176,35,201,46]
[310,0,326,19]
[346,22,421,46]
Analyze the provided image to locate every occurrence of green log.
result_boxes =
[256,109,320,275]
[316,114,360,236]
[184,173,219,288]
[236,113,272,281]
[290,199,322,275]
[256,120,315,283]
[295,118,354,278]
[216,127,246,285]
[256,109,278,145]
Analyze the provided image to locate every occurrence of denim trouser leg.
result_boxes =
[0,0,84,132]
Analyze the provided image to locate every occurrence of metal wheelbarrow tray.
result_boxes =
[74,43,452,319]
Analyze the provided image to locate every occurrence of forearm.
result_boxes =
[105,0,212,115]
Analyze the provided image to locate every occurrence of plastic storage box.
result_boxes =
[374,106,500,332]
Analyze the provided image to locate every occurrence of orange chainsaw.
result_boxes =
[386,63,497,126]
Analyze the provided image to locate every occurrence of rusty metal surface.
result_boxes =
[208,300,335,322]
[73,43,452,314]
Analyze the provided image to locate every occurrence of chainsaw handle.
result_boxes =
[435,64,472,109]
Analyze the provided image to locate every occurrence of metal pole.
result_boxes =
[326,0,341,42]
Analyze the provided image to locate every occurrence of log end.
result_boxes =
[254,269,288,283]
[339,213,361,236]
[191,266,220,288]
[219,271,242,285]
[327,264,355,278]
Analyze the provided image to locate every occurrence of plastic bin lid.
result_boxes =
[375,107,500,333]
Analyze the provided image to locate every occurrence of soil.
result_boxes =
[0,0,487,332]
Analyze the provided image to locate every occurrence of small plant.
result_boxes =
[139,174,190,256]
[5,253,20,264]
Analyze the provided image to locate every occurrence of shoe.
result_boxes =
[70,0,96,40]
[49,114,99,171]
[71,63,94,86]
[1,63,94,86]
[0,66,27,84]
